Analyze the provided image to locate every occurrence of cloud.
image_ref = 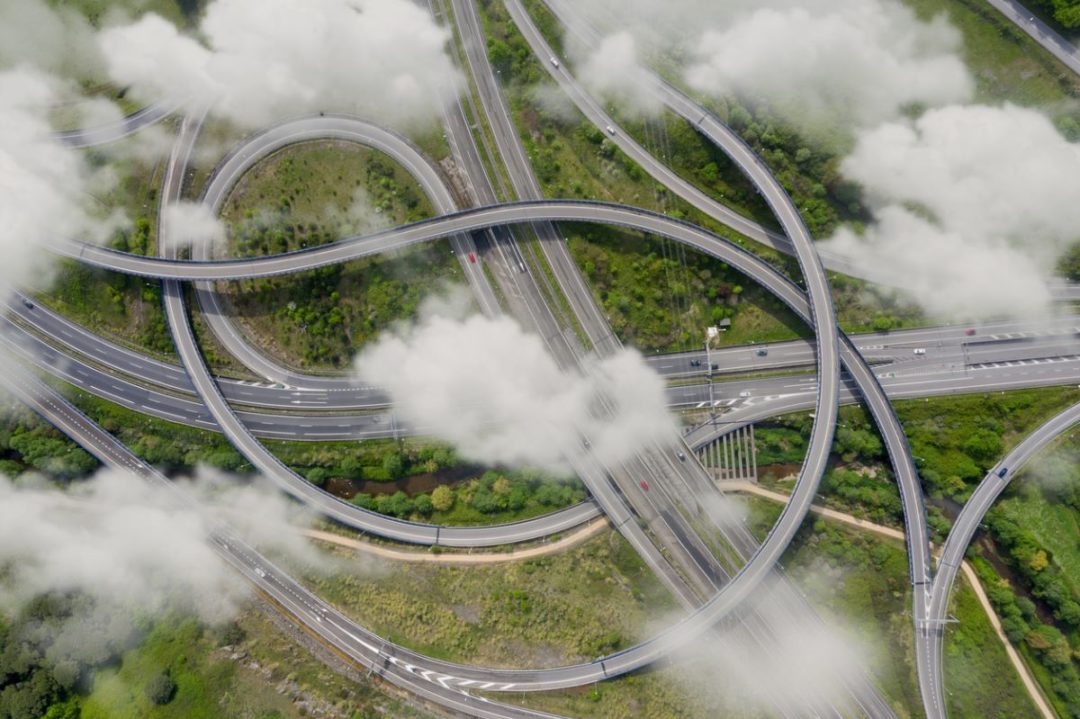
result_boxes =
[554,0,971,132]
[822,104,1080,318]
[0,67,125,294]
[352,290,677,473]
[667,576,873,716]
[0,466,330,623]
[0,0,104,79]
[161,201,227,253]
[684,1,972,131]
[573,32,660,118]
[98,0,464,130]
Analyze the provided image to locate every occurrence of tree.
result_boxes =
[306,468,329,487]
[145,671,177,705]
[431,485,454,512]
[382,453,405,480]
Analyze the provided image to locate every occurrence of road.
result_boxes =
[145,114,604,549]
[53,99,181,148]
[9,289,1080,416]
[920,402,1080,719]
[986,0,1080,76]
[0,352,580,719]
[191,115,499,388]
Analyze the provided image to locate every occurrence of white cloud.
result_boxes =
[0,67,124,294]
[0,0,103,79]
[667,577,873,716]
[98,0,464,130]
[554,0,971,132]
[822,104,1080,318]
[574,32,660,117]
[353,290,677,473]
[0,466,329,623]
[162,201,227,253]
[684,1,972,130]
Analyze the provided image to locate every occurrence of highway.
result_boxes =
[920,402,1080,719]
[53,99,181,148]
[0,351,580,719]
[10,289,1080,414]
[144,114,605,549]
[191,115,499,388]
[21,2,1076,712]
[50,189,935,700]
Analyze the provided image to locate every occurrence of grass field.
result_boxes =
[904,0,1080,112]
[304,529,676,668]
[78,609,435,719]
[944,573,1042,719]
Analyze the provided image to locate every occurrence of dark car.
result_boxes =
[997,467,1009,478]
[689,359,701,367]
[756,348,768,357]
[21,298,33,310]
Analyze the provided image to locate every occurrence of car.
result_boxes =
[710,363,719,371]
[964,328,976,336]
[550,56,559,67]
[997,467,1009,478]
[689,359,701,367]
[639,479,650,492]
[582,437,591,449]
[468,251,476,263]
[913,348,926,355]
[254,567,266,578]
[676,451,686,461]
[21,298,33,310]
[738,390,751,398]
[756,348,768,357]
[605,125,616,135]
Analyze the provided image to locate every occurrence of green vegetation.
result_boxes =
[755,386,1080,518]
[1028,0,1080,29]
[752,388,1080,713]
[478,0,817,354]
[900,388,1080,501]
[566,223,807,352]
[40,134,176,357]
[0,400,98,479]
[0,592,434,719]
[306,529,674,666]
[943,570,1043,719]
[218,141,460,370]
[61,0,196,29]
[972,434,1080,716]
[49,385,584,524]
[905,0,1080,111]
[349,469,584,525]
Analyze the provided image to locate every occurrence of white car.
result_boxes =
[913,348,926,355]
[738,390,751,398]
[550,56,560,67]
[605,125,616,136]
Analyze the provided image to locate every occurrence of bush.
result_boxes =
[144,671,176,705]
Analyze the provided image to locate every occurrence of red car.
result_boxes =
[639,479,650,492]
[468,252,477,263]
[964,328,976,336]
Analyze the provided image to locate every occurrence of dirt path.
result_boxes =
[719,480,1055,719]
[303,516,609,565]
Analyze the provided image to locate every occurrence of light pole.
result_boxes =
[705,325,720,413]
